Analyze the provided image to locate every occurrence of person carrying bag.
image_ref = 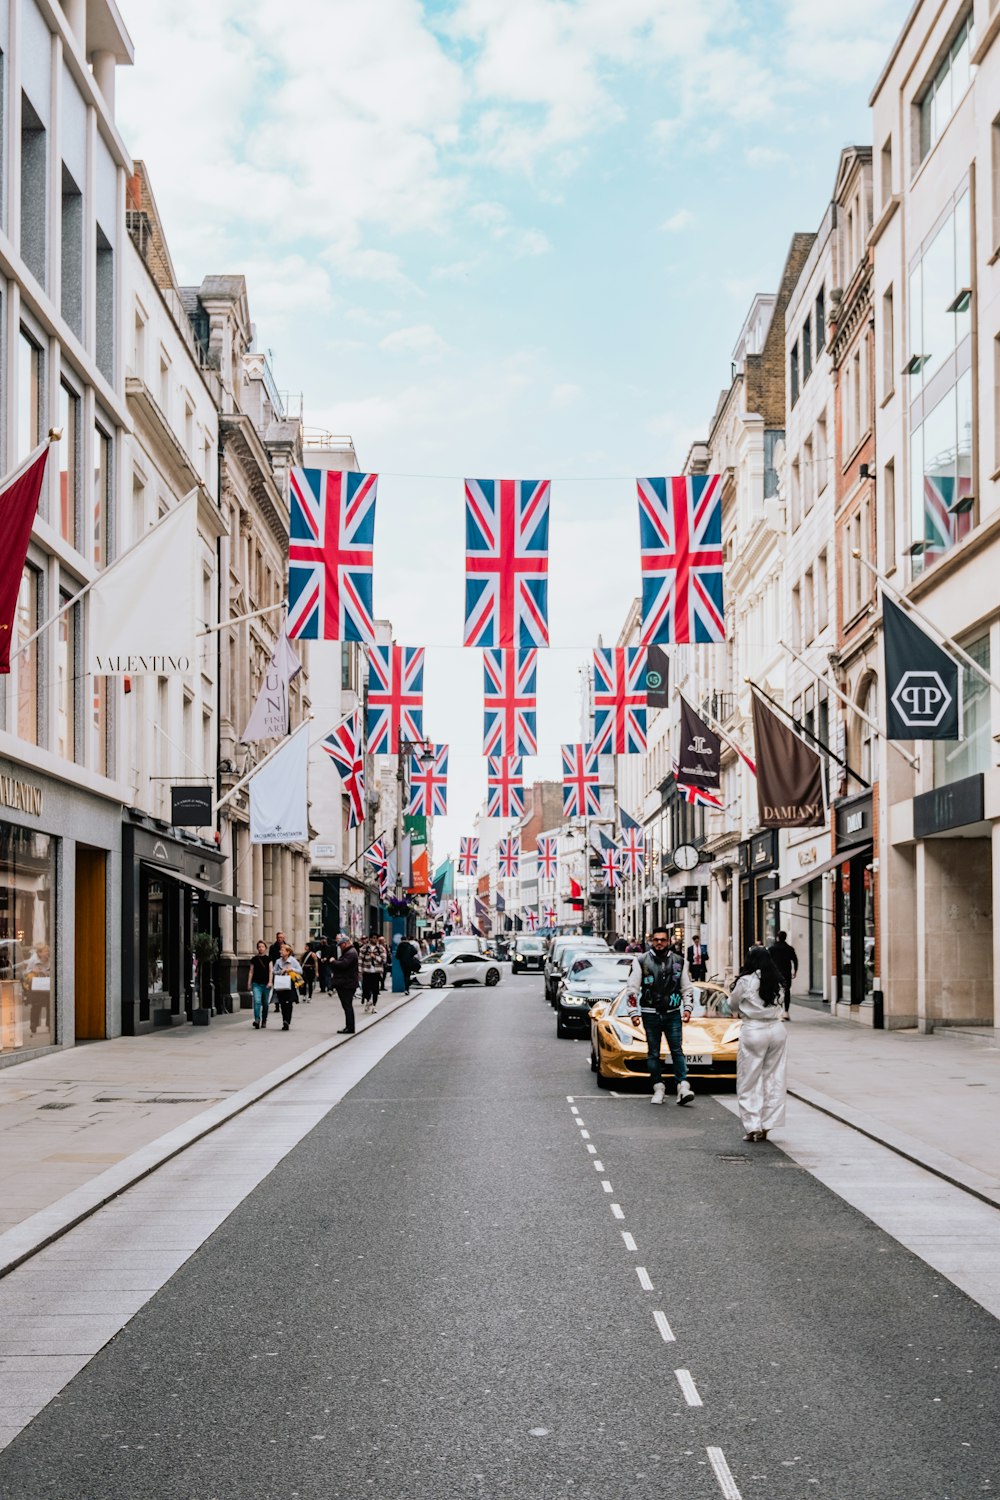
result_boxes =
[271,944,302,1031]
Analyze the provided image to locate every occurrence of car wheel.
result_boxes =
[484,968,500,987]
[589,1048,598,1072]
[595,1059,611,1089]
[430,970,446,989]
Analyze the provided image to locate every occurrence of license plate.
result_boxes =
[684,1053,712,1067]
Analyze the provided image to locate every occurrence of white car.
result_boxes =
[422,950,503,988]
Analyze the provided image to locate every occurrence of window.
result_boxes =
[57,587,79,762]
[92,673,108,777]
[93,423,111,568]
[20,93,46,285]
[789,457,801,531]
[815,289,825,353]
[17,330,42,463]
[803,318,812,382]
[918,12,974,163]
[909,370,973,576]
[60,165,83,339]
[131,470,146,545]
[133,304,147,380]
[14,565,40,745]
[817,550,829,630]
[183,397,194,457]
[816,412,828,490]
[803,435,814,514]
[791,583,802,651]
[880,137,893,206]
[860,680,880,783]
[883,459,896,573]
[881,285,894,400]
[0,828,57,1054]
[95,227,114,383]
[803,569,815,644]
[790,343,799,406]
[934,635,990,786]
[993,112,1000,254]
[907,191,970,391]
[58,383,80,551]
[159,352,170,415]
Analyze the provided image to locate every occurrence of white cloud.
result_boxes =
[744,144,791,169]
[378,323,450,357]
[550,383,583,409]
[660,208,695,233]
[780,0,904,85]
[468,200,551,257]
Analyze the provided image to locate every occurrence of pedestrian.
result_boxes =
[271,943,302,1031]
[268,930,287,967]
[767,929,799,1018]
[300,946,318,1002]
[250,939,271,1029]
[359,935,383,1014]
[396,935,420,994]
[613,936,628,952]
[732,944,787,1141]
[329,936,360,1034]
[317,937,332,994]
[687,935,709,981]
[25,943,52,1037]
[626,927,695,1106]
[378,936,391,991]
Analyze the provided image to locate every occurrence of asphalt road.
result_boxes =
[2,973,1000,1500]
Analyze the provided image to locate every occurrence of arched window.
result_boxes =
[860,678,880,783]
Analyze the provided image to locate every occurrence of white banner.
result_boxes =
[89,493,198,675]
[241,626,301,742]
[249,728,309,845]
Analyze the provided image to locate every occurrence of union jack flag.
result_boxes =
[599,835,622,889]
[287,468,377,643]
[426,891,441,916]
[464,479,550,648]
[459,837,479,876]
[408,743,448,817]
[537,835,558,880]
[673,762,723,808]
[921,470,972,562]
[562,743,601,818]
[363,837,389,892]
[522,907,539,931]
[483,648,537,757]
[487,756,524,818]
[366,644,424,755]
[543,904,557,927]
[619,825,646,877]
[449,897,462,921]
[593,646,648,755]
[638,474,725,645]
[498,836,520,878]
[321,710,365,828]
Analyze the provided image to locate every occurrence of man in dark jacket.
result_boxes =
[329,937,359,1033]
[767,930,798,1018]
[396,937,420,994]
[626,928,695,1106]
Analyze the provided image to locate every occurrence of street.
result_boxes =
[1,973,998,1499]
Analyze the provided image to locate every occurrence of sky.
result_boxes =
[117,0,908,864]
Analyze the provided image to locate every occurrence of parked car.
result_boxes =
[590,981,739,1089]
[421,950,503,988]
[549,943,614,1008]
[543,936,607,1003]
[555,954,635,1038]
[511,937,546,974]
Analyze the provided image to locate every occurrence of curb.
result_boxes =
[0,992,419,1281]
[787,1081,1000,1212]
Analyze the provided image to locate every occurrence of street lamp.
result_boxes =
[390,733,434,992]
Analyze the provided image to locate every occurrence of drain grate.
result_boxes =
[38,1102,73,1110]
[94,1095,212,1104]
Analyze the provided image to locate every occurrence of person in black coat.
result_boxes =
[329,937,359,1034]
[396,938,420,994]
[687,938,708,981]
[767,931,799,1018]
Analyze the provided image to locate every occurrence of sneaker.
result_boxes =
[650,1083,666,1106]
[252,1021,260,1029]
[677,1080,694,1106]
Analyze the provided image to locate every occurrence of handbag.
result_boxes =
[273,973,292,991]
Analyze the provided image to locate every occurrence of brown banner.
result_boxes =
[751,692,825,827]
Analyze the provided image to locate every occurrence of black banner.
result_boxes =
[883,596,961,740]
[751,694,825,828]
[645,646,670,708]
[171,786,213,826]
[676,697,721,790]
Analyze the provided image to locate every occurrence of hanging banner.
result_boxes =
[883,596,962,740]
[677,697,721,790]
[645,645,670,708]
[405,815,430,894]
[241,626,302,742]
[90,493,198,674]
[249,727,309,844]
[751,693,824,828]
[0,444,51,673]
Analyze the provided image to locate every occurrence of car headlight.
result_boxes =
[562,994,590,1007]
[611,1021,641,1047]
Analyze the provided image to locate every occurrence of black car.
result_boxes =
[511,937,546,973]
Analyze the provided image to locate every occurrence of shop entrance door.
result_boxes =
[74,847,106,1039]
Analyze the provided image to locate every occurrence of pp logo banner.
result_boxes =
[890,671,953,730]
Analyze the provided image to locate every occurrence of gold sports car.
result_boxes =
[590,982,740,1090]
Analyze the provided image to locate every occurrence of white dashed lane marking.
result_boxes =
[593,1160,604,1171]
[674,1369,703,1407]
[570,1106,579,1115]
[636,1266,654,1291]
[611,1203,624,1218]
[621,1231,637,1251]
[653,1310,675,1343]
[602,1181,614,1194]
[586,1144,597,1154]
[580,1130,591,1140]
[707,1447,742,1498]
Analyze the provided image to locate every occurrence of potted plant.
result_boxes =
[191,931,220,1025]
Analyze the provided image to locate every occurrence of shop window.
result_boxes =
[58,382,80,551]
[933,635,990,787]
[0,827,56,1056]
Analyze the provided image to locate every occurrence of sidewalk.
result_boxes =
[0,987,413,1256]
[785,1001,1000,1207]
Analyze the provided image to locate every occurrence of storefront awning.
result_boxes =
[140,859,239,906]
[763,844,873,903]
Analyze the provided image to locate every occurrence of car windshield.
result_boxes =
[517,940,544,953]
[568,956,633,984]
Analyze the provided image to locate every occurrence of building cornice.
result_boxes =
[219,413,289,546]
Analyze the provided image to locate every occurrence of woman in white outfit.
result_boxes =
[732,945,787,1142]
